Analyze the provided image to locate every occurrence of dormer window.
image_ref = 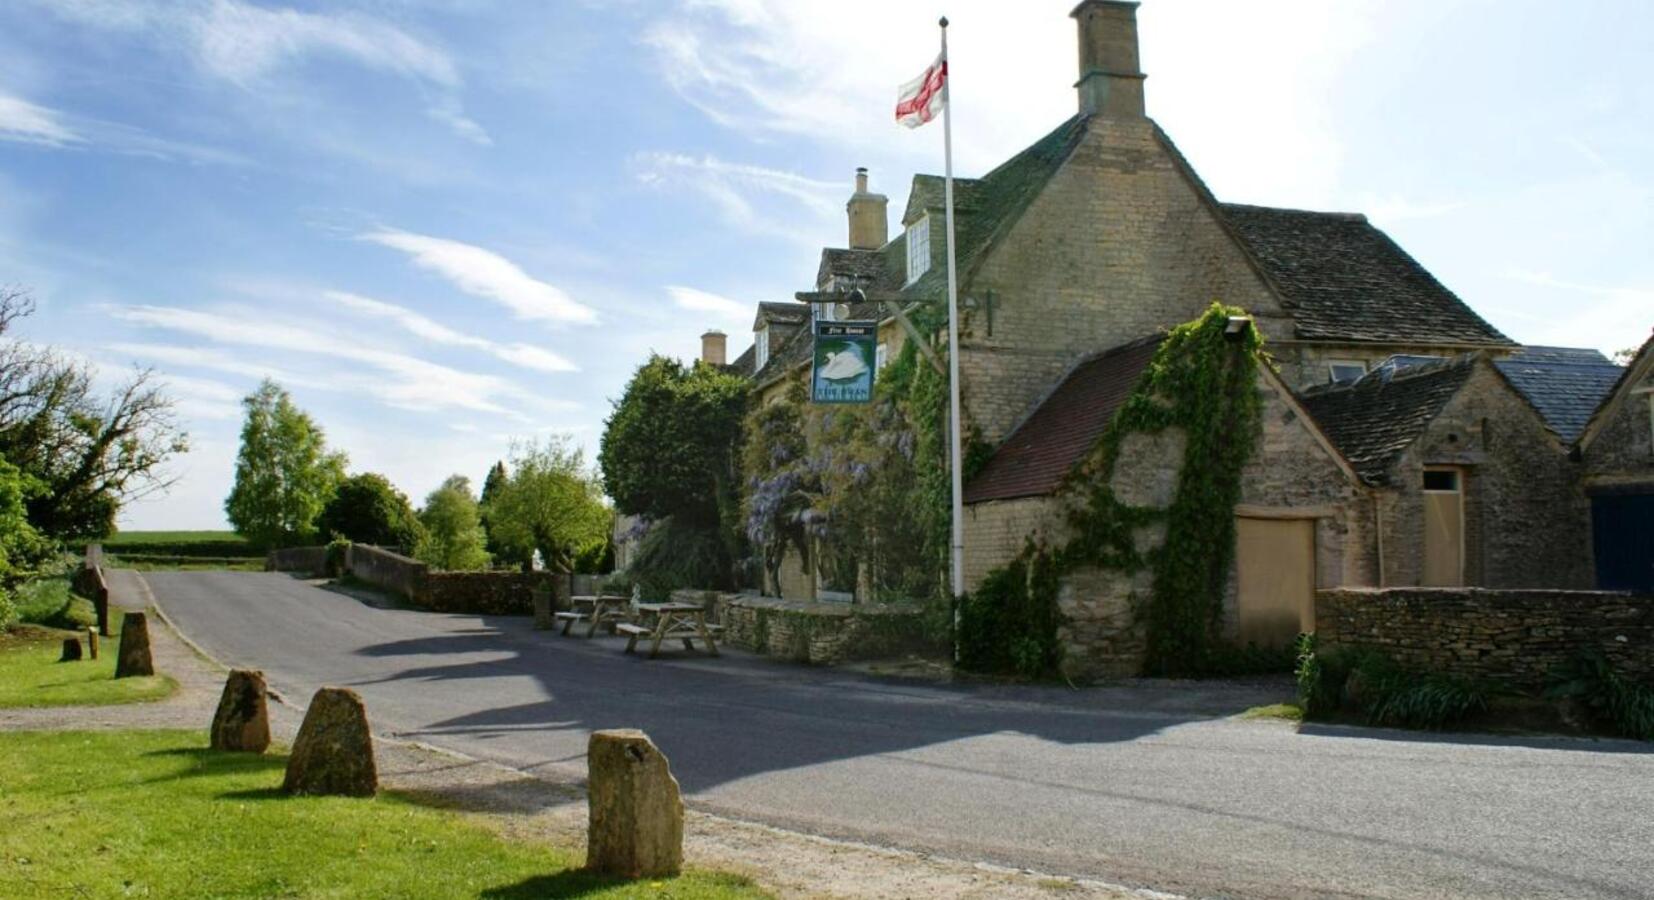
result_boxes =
[1327,359,1366,384]
[755,325,770,370]
[816,302,839,323]
[905,215,931,284]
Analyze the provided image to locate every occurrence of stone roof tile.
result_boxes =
[1298,355,1479,486]
[1492,346,1623,442]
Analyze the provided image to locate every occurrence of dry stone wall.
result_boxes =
[720,595,936,665]
[1316,587,1653,687]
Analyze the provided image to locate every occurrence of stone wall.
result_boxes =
[1316,587,1653,687]
[1581,364,1653,484]
[962,496,1061,588]
[421,571,551,615]
[347,544,426,599]
[1379,363,1592,589]
[720,596,937,665]
[266,546,328,576]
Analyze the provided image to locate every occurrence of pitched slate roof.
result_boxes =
[1219,203,1514,347]
[754,301,808,328]
[815,248,886,289]
[1492,346,1623,442]
[964,336,1162,504]
[724,343,756,378]
[1298,355,1478,486]
[1576,331,1654,452]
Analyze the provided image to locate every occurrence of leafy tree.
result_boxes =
[479,459,508,556]
[318,472,423,549]
[224,380,347,547]
[599,355,748,527]
[484,438,610,573]
[0,287,187,539]
[415,475,491,571]
[0,452,50,630]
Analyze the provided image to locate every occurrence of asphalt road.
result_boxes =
[147,571,1654,899]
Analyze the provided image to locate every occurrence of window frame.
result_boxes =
[754,325,769,370]
[1326,359,1367,384]
[875,341,889,372]
[905,215,931,284]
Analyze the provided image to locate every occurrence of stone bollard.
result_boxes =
[114,612,154,678]
[59,637,83,662]
[282,687,377,797]
[211,669,271,753]
[86,626,98,660]
[586,729,683,878]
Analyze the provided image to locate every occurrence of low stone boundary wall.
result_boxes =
[720,595,936,665]
[1316,587,1653,687]
[266,546,328,576]
[347,545,425,599]
[422,571,553,615]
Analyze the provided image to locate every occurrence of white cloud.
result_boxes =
[634,152,840,245]
[326,290,577,373]
[107,304,561,418]
[28,0,485,144]
[0,92,82,146]
[152,371,244,421]
[360,229,599,325]
[665,285,750,324]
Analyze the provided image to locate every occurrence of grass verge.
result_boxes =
[0,730,765,899]
[1237,702,1304,722]
[0,608,176,708]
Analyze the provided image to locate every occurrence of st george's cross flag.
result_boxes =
[895,53,946,128]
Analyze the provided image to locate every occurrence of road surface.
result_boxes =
[147,571,1653,899]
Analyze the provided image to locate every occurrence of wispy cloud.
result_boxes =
[0,92,82,147]
[634,152,839,245]
[665,285,750,324]
[107,304,561,418]
[359,229,599,325]
[27,0,486,144]
[1499,270,1654,352]
[326,290,577,373]
[1357,195,1467,227]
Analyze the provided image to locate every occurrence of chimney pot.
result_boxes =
[700,330,727,367]
[1071,0,1146,118]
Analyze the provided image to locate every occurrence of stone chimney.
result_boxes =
[700,330,727,366]
[846,167,889,251]
[1072,0,1145,118]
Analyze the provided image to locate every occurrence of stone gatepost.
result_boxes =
[113,612,154,678]
[283,687,377,797]
[586,729,684,878]
[59,637,82,662]
[211,669,271,753]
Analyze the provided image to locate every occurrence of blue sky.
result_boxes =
[1,0,1649,530]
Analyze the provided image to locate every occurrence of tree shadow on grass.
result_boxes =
[481,870,757,899]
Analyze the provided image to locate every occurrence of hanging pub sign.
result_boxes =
[811,320,877,404]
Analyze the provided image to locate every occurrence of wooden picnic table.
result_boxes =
[554,594,632,638]
[616,601,720,659]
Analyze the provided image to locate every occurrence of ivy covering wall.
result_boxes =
[960,304,1266,678]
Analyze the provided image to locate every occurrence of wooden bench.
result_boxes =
[553,611,587,636]
[615,622,652,653]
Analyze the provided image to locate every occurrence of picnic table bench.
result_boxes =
[555,595,632,638]
[620,601,721,659]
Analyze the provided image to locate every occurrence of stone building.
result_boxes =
[687,1,1639,674]
[1576,333,1654,591]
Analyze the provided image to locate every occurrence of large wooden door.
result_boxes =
[1236,517,1315,648]
[1422,468,1464,587]
[1592,492,1654,592]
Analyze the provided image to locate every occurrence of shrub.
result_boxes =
[1547,654,1654,741]
[0,587,15,631]
[957,547,1061,679]
[1297,641,1489,729]
[1295,633,1341,717]
[628,517,727,601]
[324,538,351,579]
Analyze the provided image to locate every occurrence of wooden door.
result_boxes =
[1236,517,1315,648]
[1422,468,1464,587]
[1592,492,1654,592]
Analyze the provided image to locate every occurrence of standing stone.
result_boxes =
[85,626,99,660]
[59,637,82,662]
[586,729,683,878]
[211,669,271,753]
[114,612,154,678]
[282,687,377,797]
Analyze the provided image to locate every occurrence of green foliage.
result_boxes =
[957,546,1061,678]
[225,380,348,547]
[1547,654,1654,741]
[1295,633,1338,717]
[324,537,351,578]
[1298,644,1490,730]
[318,472,423,550]
[0,452,51,629]
[13,577,89,630]
[627,516,729,600]
[415,475,491,572]
[0,589,14,632]
[483,437,611,573]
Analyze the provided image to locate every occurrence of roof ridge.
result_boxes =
[1218,201,1368,222]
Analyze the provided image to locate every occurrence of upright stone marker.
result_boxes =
[586,729,683,878]
[283,687,377,797]
[211,669,271,753]
[85,626,98,660]
[114,612,154,678]
[59,637,82,662]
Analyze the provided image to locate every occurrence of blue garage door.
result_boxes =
[1592,493,1654,592]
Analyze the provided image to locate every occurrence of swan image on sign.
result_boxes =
[819,344,870,381]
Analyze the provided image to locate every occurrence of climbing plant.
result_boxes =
[960,303,1266,678]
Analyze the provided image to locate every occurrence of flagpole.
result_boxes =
[939,17,966,619]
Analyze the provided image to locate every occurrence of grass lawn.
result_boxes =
[0,606,176,708]
[0,730,766,899]
[1238,701,1305,722]
[101,530,250,546]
